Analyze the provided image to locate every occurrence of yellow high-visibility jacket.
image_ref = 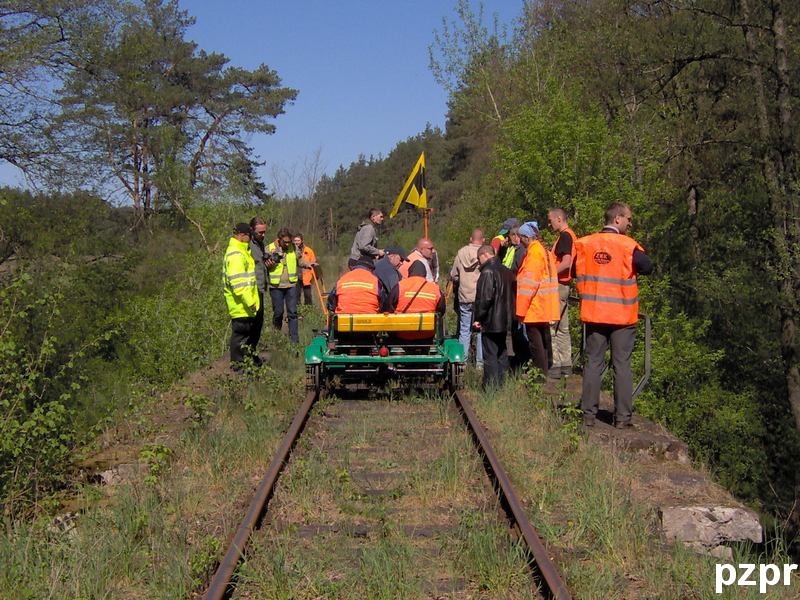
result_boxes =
[266,241,299,286]
[223,237,260,318]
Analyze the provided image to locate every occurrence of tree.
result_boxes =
[0,0,110,173]
[49,0,297,222]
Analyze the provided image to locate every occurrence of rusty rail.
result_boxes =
[453,390,572,600]
[203,390,318,600]
[204,386,571,599]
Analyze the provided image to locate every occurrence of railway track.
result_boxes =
[203,389,571,599]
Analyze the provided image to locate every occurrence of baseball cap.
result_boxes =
[498,217,520,235]
[233,223,251,234]
[384,246,409,261]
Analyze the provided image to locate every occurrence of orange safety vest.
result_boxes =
[574,232,643,326]
[396,276,440,313]
[516,241,560,324]
[551,226,578,284]
[335,268,380,314]
[300,245,317,286]
[395,276,441,340]
[398,249,424,279]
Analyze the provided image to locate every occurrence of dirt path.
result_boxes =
[234,395,535,599]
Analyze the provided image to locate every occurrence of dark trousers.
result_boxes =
[510,321,531,368]
[581,324,636,423]
[525,323,551,374]
[230,316,257,365]
[269,285,299,343]
[250,291,265,349]
[296,281,313,305]
[481,331,509,388]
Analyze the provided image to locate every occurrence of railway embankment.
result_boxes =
[542,376,763,561]
[4,338,796,598]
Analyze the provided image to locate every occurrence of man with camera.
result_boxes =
[249,217,268,353]
[265,227,309,344]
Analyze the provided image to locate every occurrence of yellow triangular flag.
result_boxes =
[389,152,427,218]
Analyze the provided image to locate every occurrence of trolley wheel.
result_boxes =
[449,362,465,390]
[306,364,321,392]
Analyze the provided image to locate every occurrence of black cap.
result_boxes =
[384,246,408,261]
[234,223,251,234]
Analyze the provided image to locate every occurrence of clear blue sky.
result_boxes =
[0,0,523,196]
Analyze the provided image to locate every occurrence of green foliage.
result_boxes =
[189,535,222,588]
[49,0,296,213]
[635,278,768,500]
[496,86,633,230]
[184,391,215,426]
[139,443,172,485]
[120,248,229,385]
[0,273,77,515]
[0,191,268,514]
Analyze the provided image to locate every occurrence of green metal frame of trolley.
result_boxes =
[305,312,465,391]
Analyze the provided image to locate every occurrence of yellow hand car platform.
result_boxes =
[333,312,436,333]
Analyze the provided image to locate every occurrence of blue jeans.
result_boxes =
[458,302,483,365]
[269,285,299,343]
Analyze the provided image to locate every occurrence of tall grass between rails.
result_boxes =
[468,376,797,599]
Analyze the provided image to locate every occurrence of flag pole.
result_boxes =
[423,208,429,239]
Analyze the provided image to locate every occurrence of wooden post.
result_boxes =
[423,208,432,239]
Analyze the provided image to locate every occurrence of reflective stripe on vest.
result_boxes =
[574,232,643,325]
[396,277,440,313]
[266,242,298,284]
[551,226,578,284]
[223,238,260,318]
[515,241,560,323]
[336,269,380,313]
[396,276,440,339]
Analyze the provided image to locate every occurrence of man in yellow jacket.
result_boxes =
[223,223,261,370]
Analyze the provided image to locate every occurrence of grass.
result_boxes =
[468,373,798,599]
[234,395,536,598]
[0,322,311,599]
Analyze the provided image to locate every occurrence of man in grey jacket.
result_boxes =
[349,208,385,269]
[248,216,268,363]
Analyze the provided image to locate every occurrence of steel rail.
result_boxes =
[203,390,318,600]
[453,390,572,600]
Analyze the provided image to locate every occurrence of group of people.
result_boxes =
[330,207,443,316]
[453,203,652,428]
[222,218,318,369]
[223,201,652,428]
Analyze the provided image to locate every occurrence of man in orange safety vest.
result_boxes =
[573,202,653,429]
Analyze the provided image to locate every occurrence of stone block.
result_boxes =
[659,505,762,549]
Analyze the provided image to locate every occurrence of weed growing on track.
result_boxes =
[468,375,797,599]
[235,396,536,599]
[451,510,534,597]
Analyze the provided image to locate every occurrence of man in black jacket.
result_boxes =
[473,245,516,388]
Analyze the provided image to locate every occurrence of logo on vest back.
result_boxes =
[593,251,612,264]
